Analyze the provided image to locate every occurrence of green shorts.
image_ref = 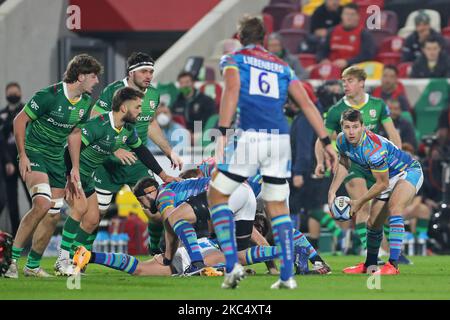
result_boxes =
[344,162,375,189]
[26,149,66,189]
[80,171,96,197]
[94,158,155,193]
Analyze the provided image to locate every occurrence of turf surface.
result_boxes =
[1,256,449,300]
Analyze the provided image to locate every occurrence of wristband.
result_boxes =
[320,136,331,146]
[218,126,230,136]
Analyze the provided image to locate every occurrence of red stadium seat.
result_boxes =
[262,3,297,31]
[269,0,301,11]
[378,36,404,54]
[376,52,401,65]
[369,29,394,50]
[442,26,450,38]
[262,13,274,36]
[172,115,187,128]
[280,12,311,31]
[310,63,342,80]
[278,28,308,54]
[356,0,385,23]
[199,81,222,113]
[397,62,412,79]
[297,53,317,68]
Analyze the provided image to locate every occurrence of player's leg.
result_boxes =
[5,170,53,278]
[292,229,331,274]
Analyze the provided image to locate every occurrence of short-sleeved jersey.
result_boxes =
[220,44,298,134]
[156,178,210,215]
[78,112,141,177]
[92,78,160,146]
[325,94,392,135]
[336,129,416,178]
[24,82,91,160]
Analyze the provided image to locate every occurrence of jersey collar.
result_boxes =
[108,111,123,133]
[63,82,82,105]
[343,93,369,109]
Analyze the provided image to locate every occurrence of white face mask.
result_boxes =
[156,113,170,127]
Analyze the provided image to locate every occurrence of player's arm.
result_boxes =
[382,120,402,149]
[289,80,337,172]
[250,226,278,274]
[13,110,33,179]
[148,119,183,170]
[327,154,350,210]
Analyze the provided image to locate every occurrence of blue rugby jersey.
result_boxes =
[336,129,417,178]
[220,44,298,134]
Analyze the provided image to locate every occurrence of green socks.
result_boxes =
[415,218,429,236]
[11,246,23,261]
[60,216,80,253]
[310,210,343,238]
[355,222,368,250]
[25,250,42,269]
[71,227,92,258]
[148,221,164,254]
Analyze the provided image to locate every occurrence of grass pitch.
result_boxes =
[1,255,449,300]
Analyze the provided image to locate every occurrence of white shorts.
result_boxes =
[172,237,221,275]
[377,165,424,200]
[217,131,291,179]
[230,183,257,222]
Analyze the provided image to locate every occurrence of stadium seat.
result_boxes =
[199,81,222,113]
[354,61,384,80]
[172,115,187,128]
[378,36,404,54]
[443,26,450,38]
[355,0,385,23]
[204,66,216,82]
[398,9,441,38]
[309,63,341,80]
[369,29,394,48]
[262,13,274,36]
[444,36,450,55]
[280,12,311,31]
[397,62,412,78]
[380,10,399,34]
[375,52,401,65]
[270,0,302,11]
[297,53,317,68]
[262,3,297,31]
[278,28,308,54]
[157,82,179,108]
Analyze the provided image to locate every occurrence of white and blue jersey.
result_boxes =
[336,129,423,199]
[220,44,298,134]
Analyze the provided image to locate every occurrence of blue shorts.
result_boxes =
[377,161,423,200]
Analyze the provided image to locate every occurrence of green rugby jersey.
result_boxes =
[23,82,91,160]
[92,78,160,146]
[325,93,392,135]
[78,112,142,177]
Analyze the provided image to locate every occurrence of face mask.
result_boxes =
[156,113,170,127]
[6,95,21,104]
[179,86,192,97]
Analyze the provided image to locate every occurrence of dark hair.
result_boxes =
[133,176,160,198]
[179,169,202,179]
[177,71,195,81]
[423,36,441,48]
[341,109,363,125]
[111,87,144,112]
[127,52,154,70]
[237,15,265,46]
[342,3,359,12]
[384,64,398,75]
[5,82,21,92]
[63,54,103,83]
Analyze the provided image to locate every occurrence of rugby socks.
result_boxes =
[355,222,368,250]
[244,246,278,265]
[60,216,80,254]
[25,249,42,269]
[148,221,164,254]
[389,216,405,266]
[415,218,429,237]
[172,219,204,263]
[272,214,294,281]
[310,209,343,238]
[85,232,97,252]
[11,246,23,261]
[293,229,318,260]
[71,227,92,259]
[210,204,238,273]
[364,228,383,268]
[383,223,390,240]
[90,252,138,275]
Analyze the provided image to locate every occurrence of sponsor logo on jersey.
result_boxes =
[137,115,151,122]
[370,109,377,118]
[122,136,128,143]
[99,100,108,108]
[58,106,62,112]
[30,162,40,167]
[150,101,156,109]
[82,128,88,136]
[429,91,442,106]
[79,109,85,118]
[92,144,110,155]
[30,99,39,110]
[47,117,75,129]
[68,106,76,111]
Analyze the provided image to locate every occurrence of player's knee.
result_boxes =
[83,214,100,231]
[32,197,53,215]
[48,198,64,215]
[261,180,289,202]
[96,188,113,212]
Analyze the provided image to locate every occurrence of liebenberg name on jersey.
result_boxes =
[243,56,284,73]
[47,117,75,129]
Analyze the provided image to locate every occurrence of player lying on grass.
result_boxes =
[59,87,178,275]
[131,160,331,276]
[328,109,423,275]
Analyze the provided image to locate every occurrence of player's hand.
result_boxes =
[18,153,31,180]
[266,268,279,275]
[324,144,338,174]
[327,194,336,216]
[5,162,15,176]
[159,171,181,183]
[114,148,137,165]
[347,199,363,217]
[70,167,82,199]
[314,163,325,178]
[168,151,183,170]
[293,175,304,189]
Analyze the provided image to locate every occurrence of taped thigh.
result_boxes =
[48,198,64,215]
[261,181,290,202]
[29,183,52,202]
[95,187,113,211]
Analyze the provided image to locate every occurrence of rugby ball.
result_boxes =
[331,196,351,221]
